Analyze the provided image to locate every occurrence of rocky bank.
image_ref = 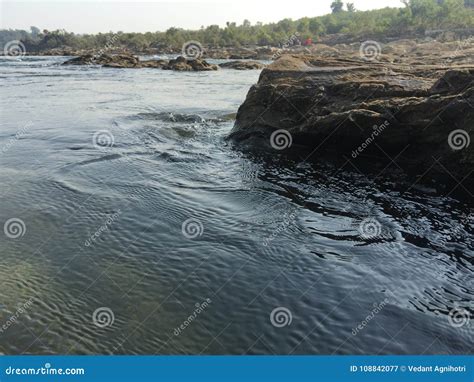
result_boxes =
[227,39,474,189]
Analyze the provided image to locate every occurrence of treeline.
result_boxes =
[1,0,473,53]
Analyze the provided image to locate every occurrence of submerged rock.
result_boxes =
[227,52,474,187]
[219,60,266,70]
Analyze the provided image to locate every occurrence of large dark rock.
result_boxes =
[162,56,218,71]
[62,54,218,71]
[63,53,140,67]
[227,51,474,188]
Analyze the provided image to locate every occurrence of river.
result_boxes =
[0,56,472,354]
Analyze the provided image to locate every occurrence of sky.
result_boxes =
[0,0,403,34]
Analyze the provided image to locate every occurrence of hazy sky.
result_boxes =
[1,0,403,33]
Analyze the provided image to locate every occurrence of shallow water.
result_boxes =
[0,56,472,355]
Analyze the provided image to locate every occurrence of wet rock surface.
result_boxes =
[227,40,474,189]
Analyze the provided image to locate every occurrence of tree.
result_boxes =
[276,18,294,34]
[297,18,310,33]
[309,19,324,35]
[346,3,356,12]
[331,0,344,13]
[30,26,41,37]
[3,1,474,52]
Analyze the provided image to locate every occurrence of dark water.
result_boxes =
[0,56,472,355]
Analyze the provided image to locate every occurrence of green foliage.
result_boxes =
[347,3,356,12]
[331,0,345,13]
[1,0,472,53]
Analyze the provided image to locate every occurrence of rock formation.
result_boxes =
[62,54,218,71]
[227,40,474,188]
[162,56,218,71]
[62,53,140,67]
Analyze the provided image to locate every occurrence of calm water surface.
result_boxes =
[0,56,472,354]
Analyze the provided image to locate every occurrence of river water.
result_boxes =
[0,56,472,354]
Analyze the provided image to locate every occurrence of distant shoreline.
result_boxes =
[2,27,473,58]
